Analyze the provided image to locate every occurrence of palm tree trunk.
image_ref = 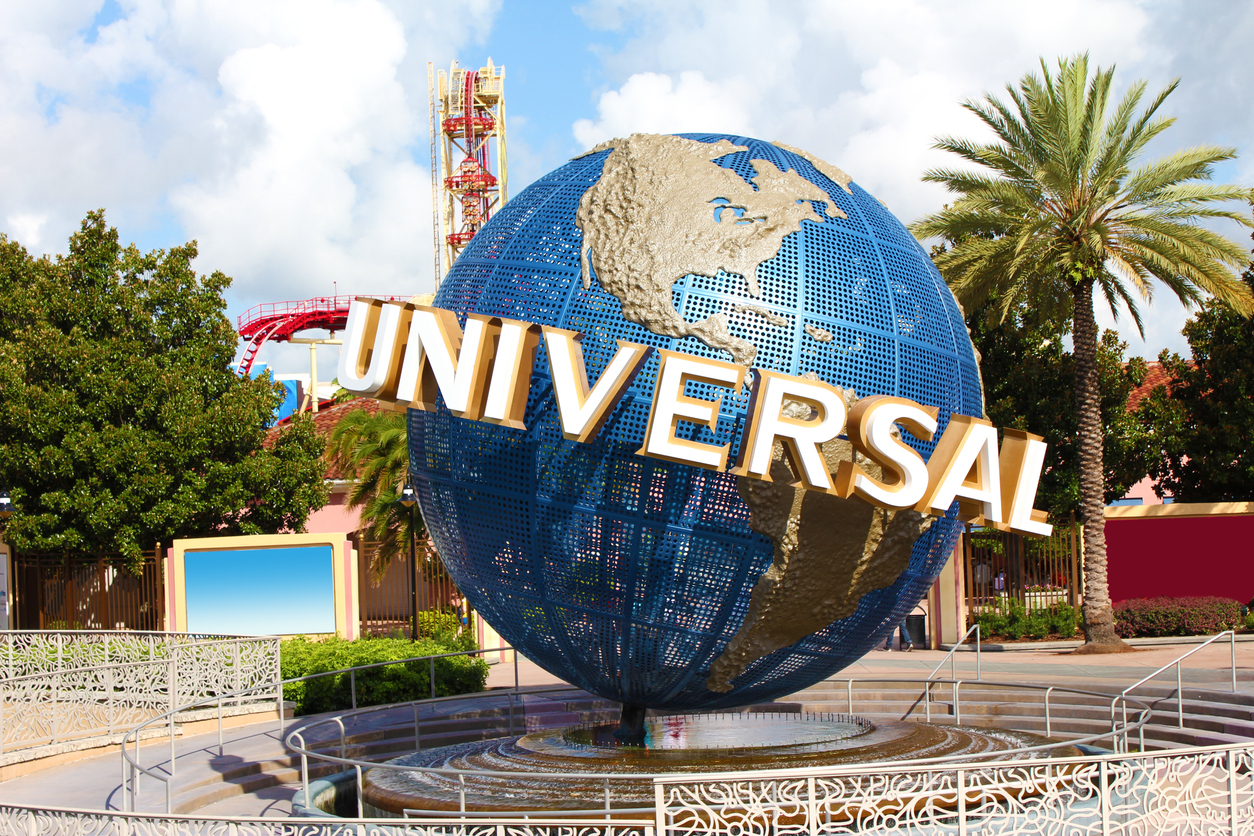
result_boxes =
[1071,278,1131,653]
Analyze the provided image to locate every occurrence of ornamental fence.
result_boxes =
[0,631,280,756]
[654,741,1254,836]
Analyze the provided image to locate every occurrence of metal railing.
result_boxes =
[0,632,280,757]
[283,674,1153,822]
[654,739,1254,836]
[0,627,1245,835]
[120,643,518,813]
[1112,629,1240,753]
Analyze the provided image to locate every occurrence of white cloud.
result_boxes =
[574,0,1252,359]
[0,0,501,331]
[574,71,753,148]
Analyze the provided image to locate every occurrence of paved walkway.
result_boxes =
[2,641,1252,817]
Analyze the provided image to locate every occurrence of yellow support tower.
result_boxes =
[428,59,507,289]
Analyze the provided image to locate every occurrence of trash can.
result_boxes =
[904,613,927,647]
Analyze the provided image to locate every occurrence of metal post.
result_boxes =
[1229,748,1238,834]
[168,658,176,775]
[846,680,852,714]
[276,638,285,736]
[356,765,364,819]
[119,751,128,812]
[1232,632,1238,693]
[296,733,309,812]
[51,668,60,745]
[508,691,515,737]
[459,773,467,815]
[430,657,436,700]
[604,777,611,819]
[217,695,224,757]
[655,782,666,836]
[807,775,817,836]
[975,625,981,681]
[1100,759,1110,836]
[414,702,422,749]
[350,669,357,710]
[106,657,115,736]
[410,505,418,642]
[1178,664,1184,729]
[957,768,967,836]
[1045,687,1053,737]
[955,681,962,726]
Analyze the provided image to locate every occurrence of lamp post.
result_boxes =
[0,490,13,521]
[398,482,419,642]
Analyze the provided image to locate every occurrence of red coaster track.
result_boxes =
[235,295,406,377]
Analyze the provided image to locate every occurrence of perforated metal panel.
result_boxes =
[410,135,981,710]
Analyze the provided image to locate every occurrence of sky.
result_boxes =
[184,545,335,634]
[2,0,1253,379]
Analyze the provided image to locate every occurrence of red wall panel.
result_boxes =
[1106,513,1254,603]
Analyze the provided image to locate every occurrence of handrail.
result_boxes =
[1121,629,1238,698]
[1110,629,1239,752]
[284,676,1152,796]
[118,637,1151,815]
[928,623,981,681]
[119,642,518,813]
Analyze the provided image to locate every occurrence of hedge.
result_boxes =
[970,598,1078,640]
[1113,596,1242,639]
[279,634,489,716]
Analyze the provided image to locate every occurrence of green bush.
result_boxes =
[1245,611,1254,631]
[417,610,466,642]
[971,598,1078,641]
[279,634,488,716]
[1114,596,1241,638]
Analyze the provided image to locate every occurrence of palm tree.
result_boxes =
[912,55,1253,652]
[327,407,424,575]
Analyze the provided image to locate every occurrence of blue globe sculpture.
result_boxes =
[411,133,982,711]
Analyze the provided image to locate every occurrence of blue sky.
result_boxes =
[184,545,335,635]
[2,0,1253,376]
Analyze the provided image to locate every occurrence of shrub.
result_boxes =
[971,598,1078,641]
[1114,596,1242,639]
[417,610,466,643]
[280,634,489,716]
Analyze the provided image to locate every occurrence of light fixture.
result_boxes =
[398,482,418,509]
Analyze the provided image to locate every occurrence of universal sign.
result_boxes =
[338,298,1053,537]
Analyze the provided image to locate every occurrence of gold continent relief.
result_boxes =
[573,134,928,692]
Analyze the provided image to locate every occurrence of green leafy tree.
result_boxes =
[969,301,1153,520]
[327,407,424,574]
[912,55,1253,651]
[0,211,328,571]
[1138,222,1254,501]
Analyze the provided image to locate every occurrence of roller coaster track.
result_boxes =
[235,295,406,377]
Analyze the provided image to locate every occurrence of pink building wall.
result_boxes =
[305,488,363,534]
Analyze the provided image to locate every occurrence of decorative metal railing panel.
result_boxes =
[0,805,655,836]
[655,743,1254,835]
[0,660,171,751]
[172,637,280,705]
[0,632,279,755]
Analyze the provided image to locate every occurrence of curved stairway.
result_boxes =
[192,676,1254,817]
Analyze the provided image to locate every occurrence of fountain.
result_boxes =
[359,712,1080,817]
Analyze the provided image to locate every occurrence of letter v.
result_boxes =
[542,327,653,442]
